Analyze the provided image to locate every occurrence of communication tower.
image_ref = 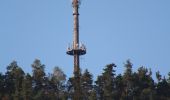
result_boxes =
[66,0,86,99]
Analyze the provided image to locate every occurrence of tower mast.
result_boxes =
[67,0,86,99]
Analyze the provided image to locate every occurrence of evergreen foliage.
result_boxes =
[0,59,170,100]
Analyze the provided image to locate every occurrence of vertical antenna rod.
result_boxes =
[67,0,86,99]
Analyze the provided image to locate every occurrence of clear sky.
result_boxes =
[0,0,170,80]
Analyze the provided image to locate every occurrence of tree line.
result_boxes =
[0,59,170,100]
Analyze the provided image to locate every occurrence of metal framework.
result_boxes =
[66,0,86,99]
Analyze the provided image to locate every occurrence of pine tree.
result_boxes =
[81,69,93,100]
[5,61,25,100]
[67,71,83,99]
[67,77,75,99]
[0,73,5,99]
[167,72,170,83]
[137,67,155,100]
[156,76,170,100]
[121,60,134,100]
[156,71,162,82]
[49,66,67,99]
[114,74,124,100]
[21,73,33,100]
[96,63,116,100]
[95,75,104,100]
[31,59,46,99]
[88,89,97,100]
[1,59,170,100]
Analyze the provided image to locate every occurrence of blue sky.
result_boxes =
[0,0,170,80]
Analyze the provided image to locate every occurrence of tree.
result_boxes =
[167,72,170,83]
[31,59,46,99]
[156,71,162,82]
[121,60,134,100]
[1,59,170,100]
[21,73,33,100]
[96,63,116,100]
[114,74,124,100]
[137,67,155,100]
[95,75,104,100]
[88,89,97,100]
[67,77,75,99]
[156,76,170,100]
[48,66,67,99]
[81,69,94,100]
[0,73,5,99]
[67,71,83,100]
[5,61,25,100]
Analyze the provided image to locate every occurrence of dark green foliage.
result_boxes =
[137,67,155,100]
[81,69,94,100]
[67,77,74,99]
[67,75,83,100]
[155,77,170,100]
[0,60,170,100]
[96,63,116,100]
[5,61,25,100]
[88,89,97,100]
[0,73,5,98]
[31,59,46,99]
[121,60,134,100]
[49,66,67,99]
[21,73,33,100]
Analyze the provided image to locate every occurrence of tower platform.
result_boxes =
[66,44,86,55]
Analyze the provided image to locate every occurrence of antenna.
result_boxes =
[66,0,86,99]
[72,0,82,7]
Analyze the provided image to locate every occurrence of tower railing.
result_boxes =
[67,43,86,56]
